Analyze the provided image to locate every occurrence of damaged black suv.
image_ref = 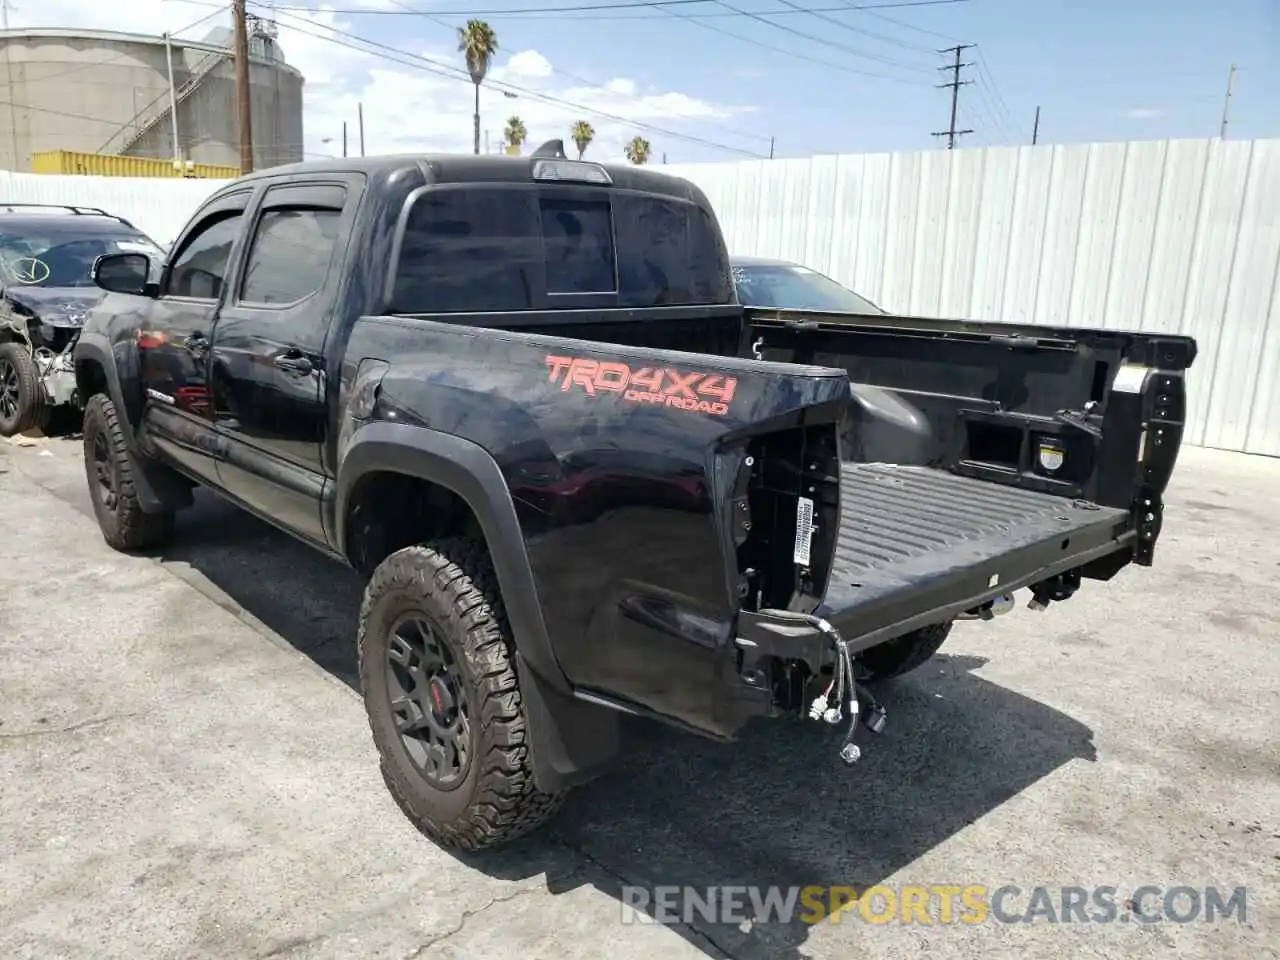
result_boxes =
[0,204,166,436]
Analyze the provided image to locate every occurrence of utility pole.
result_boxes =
[1220,63,1236,139]
[2,0,14,169]
[769,136,775,159]
[932,43,974,150]
[164,32,181,161]
[358,101,365,156]
[342,120,348,158]
[1032,105,1040,145]
[232,0,254,174]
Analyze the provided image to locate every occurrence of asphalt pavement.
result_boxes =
[1,432,1276,960]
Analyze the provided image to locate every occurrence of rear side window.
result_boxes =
[612,194,730,307]
[391,185,731,314]
[392,190,539,314]
[240,208,343,305]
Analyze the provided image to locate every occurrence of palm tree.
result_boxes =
[457,19,498,155]
[570,120,594,160]
[624,135,652,165]
[504,116,527,155]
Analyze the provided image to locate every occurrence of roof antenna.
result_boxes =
[530,139,567,159]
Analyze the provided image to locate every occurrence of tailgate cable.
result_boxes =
[759,609,887,765]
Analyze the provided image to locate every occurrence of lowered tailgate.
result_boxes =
[819,462,1131,652]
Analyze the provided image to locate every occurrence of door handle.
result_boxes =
[273,352,314,376]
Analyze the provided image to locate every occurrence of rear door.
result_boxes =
[139,190,252,483]
[208,179,353,546]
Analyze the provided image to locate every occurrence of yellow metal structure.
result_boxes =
[30,150,239,179]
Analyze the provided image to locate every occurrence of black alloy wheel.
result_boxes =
[0,355,17,423]
[358,539,566,851]
[90,427,119,514]
[385,612,473,789]
[0,341,47,436]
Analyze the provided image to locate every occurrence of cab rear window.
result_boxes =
[390,185,732,314]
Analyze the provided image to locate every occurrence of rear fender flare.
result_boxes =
[336,422,622,793]
[335,421,569,695]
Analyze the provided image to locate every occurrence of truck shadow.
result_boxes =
[161,491,1097,960]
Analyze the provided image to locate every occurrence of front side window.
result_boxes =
[167,213,243,300]
[240,207,343,305]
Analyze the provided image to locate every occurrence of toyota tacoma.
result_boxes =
[72,142,1197,851]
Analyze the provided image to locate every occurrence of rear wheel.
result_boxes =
[0,341,48,437]
[82,393,175,551]
[358,538,565,851]
[857,621,953,681]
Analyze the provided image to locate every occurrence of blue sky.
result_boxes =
[20,0,1280,164]
[267,0,1279,161]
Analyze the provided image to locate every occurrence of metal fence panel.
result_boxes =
[668,137,1280,456]
[3,139,1276,455]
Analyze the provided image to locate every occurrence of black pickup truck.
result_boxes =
[74,144,1197,852]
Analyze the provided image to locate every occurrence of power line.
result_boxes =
[743,0,938,71]
[383,0,774,145]
[931,43,973,149]
[678,0,932,81]
[379,0,948,82]
[0,98,138,127]
[257,5,771,157]
[861,4,970,42]
[272,0,969,88]
[972,49,1023,140]
[965,62,1019,143]
[648,0,938,84]
[827,0,939,53]
[261,0,970,18]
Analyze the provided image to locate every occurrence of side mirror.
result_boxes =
[93,252,157,298]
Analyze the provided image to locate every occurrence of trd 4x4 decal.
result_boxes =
[545,354,738,416]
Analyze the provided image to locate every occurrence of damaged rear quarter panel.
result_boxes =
[344,315,850,734]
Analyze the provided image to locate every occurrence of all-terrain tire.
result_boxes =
[857,621,954,681]
[0,341,48,437]
[81,392,175,551]
[358,538,565,852]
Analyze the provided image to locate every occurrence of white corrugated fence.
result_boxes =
[2,137,1277,455]
[0,170,222,250]
[666,137,1280,458]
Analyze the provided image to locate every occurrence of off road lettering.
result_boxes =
[545,354,737,416]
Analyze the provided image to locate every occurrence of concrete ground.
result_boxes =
[0,433,1276,960]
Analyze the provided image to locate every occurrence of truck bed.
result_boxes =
[820,463,1133,650]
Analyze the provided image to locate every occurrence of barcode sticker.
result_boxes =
[794,496,815,566]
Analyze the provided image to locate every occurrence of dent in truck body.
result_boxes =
[330,313,851,741]
[71,152,1202,815]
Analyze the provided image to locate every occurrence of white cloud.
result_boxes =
[1122,108,1162,120]
[504,50,553,80]
[10,0,756,164]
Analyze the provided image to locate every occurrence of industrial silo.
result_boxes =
[0,17,304,173]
